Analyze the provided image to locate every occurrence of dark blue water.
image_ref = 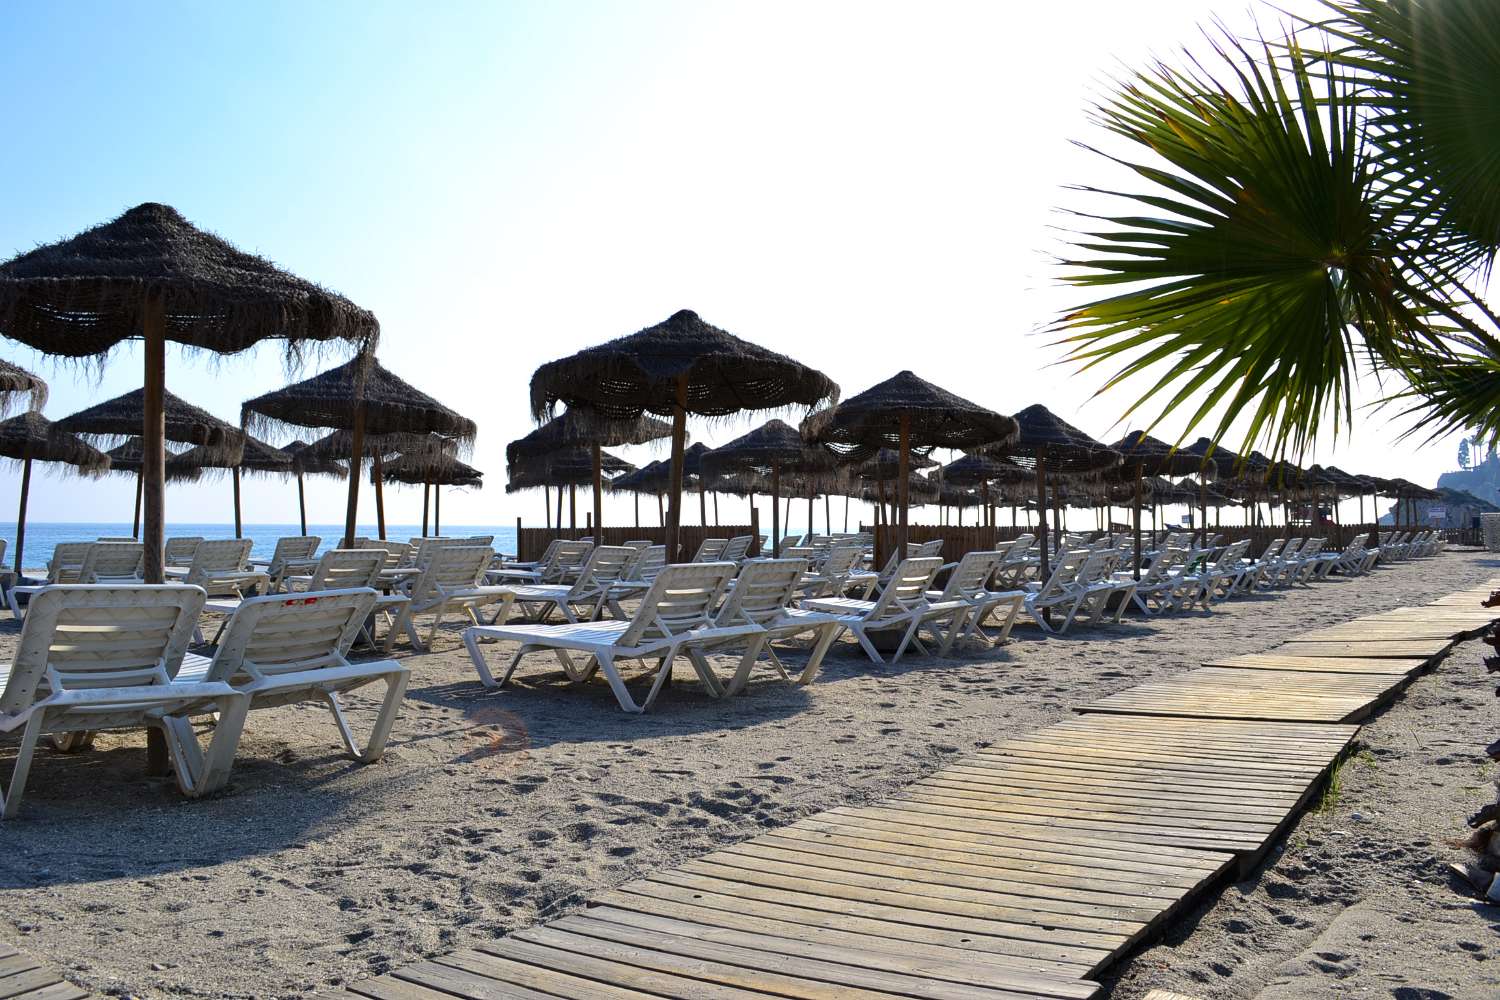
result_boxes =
[0,523,519,568]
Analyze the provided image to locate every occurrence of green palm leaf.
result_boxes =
[1315,0,1500,259]
[1054,30,1465,460]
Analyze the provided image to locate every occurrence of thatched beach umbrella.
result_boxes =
[300,429,454,538]
[803,371,1019,562]
[701,419,836,556]
[0,203,376,582]
[998,404,1119,583]
[379,452,482,536]
[1110,432,1215,576]
[531,309,838,560]
[940,453,1032,530]
[242,355,475,545]
[0,412,109,572]
[105,438,204,538]
[506,409,672,536]
[508,447,633,532]
[282,439,347,536]
[0,361,47,417]
[607,459,674,528]
[175,434,292,538]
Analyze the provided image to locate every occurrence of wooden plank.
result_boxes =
[1273,640,1445,659]
[1203,653,1418,676]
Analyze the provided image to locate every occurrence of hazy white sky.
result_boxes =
[0,0,1463,528]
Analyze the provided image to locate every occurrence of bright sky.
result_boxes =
[0,0,1464,528]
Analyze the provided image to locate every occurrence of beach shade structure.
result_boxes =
[0,203,376,583]
[105,438,205,538]
[803,370,1019,561]
[1111,431,1216,575]
[701,419,837,555]
[530,309,839,560]
[506,408,673,535]
[174,434,292,539]
[606,459,676,528]
[508,446,634,531]
[998,404,1120,583]
[0,412,109,573]
[378,452,482,537]
[0,360,47,416]
[1383,477,1441,526]
[940,453,1032,530]
[282,439,347,536]
[303,429,456,538]
[242,355,475,545]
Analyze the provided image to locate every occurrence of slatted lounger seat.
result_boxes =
[0,585,247,817]
[463,563,766,713]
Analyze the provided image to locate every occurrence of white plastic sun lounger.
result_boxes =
[0,585,248,817]
[506,545,637,623]
[248,535,321,591]
[919,550,1025,652]
[801,556,959,664]
[388,545,514,652]
[463,562,764,713]
[168,589,409,794]
[704,558,846,694]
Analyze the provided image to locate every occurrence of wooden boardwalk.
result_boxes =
[0,943,89,1000]
[306,580,1499,999]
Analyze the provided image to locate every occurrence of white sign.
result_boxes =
[1427,505,1446,522]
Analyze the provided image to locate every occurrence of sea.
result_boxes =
[0,522,520,567]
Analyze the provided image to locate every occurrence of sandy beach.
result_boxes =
[1,550,1496,999]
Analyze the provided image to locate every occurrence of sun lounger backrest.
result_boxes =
[205,589,377,682]
[939,551,1003,600]
[308,549,386,590]
[721,536,753,562]
[621,562,736,645]
[821,545,862,578]
[544,540,594,582]
[572,546,637,595]
[45,542,93,583]
[1033,550,1086,602]
[623,539,653,551]
[186,539,254,578]
[715,559,805,627]
[269,536,321,567]
[917,539,945,559]
[80,542,145,582]
[868,557,943,621]
[632,545,667,582]
[0,584,205,714]
[408,546,492,603]
[459,536,495,547]
[163,537,203,566]
[530,538,563,568]
[692,538,729,562]
[1258,538,1284,561]
[1279,537,1304,560]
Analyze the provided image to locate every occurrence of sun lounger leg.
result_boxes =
[0,713,46,819]
[891,620,924,663]
[324,670,408,763]
[464,630,505,687]
[795,622,845,685]
[850,623,887,664]
[601,653,649,713]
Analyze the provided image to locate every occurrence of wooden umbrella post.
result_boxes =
[12,456,31,574]
[297,472,308,537]
[232,467,243,539]
[342,402,365,547]
[132,470,143,539]
[141,292,167,584]
[664,374,689,561]
[656,493,663,527]
[897,414,911,556]
[569,484,576,531]
[1198,480,1207,548]
[434,483,441,535]
[634,492,639,529]
[372,452,387,541]
[714,491,719,526]
[807,484,815,542]
[556,487,564,534]
[770,460,782,557]
[592,443,604,537]
[1035,451,1051,584]
[699,478,707,527]
[423,479,432,536]
[1132,463,1143,581]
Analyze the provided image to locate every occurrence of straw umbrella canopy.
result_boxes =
[0,412,109,573]
[939,453,1032,530]
[379,453,483,537]
[1110,432,1217,566]
[508,447,634,532]
[999,404,1120,582]
[105,438,205,537]
[174,435,292,539]
[280,439,347,536]
[803,371,1019,560]
[506,409,673,535]
[530,309,839,560]
[701,419,837,555]
[0,361,47,416]
[0,203,376,583]
[242,355,476,545]
[606,459,675,529]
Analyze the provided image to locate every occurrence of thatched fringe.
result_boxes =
[0,412,109,476]
[0,360,48,416]
[55,387,245,464]
[801,371,1020,463]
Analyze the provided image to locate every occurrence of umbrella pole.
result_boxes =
[807,485,814,541]
[12,456,30,574]
[897,415,911,555]
[373,453,387,541]
[297,473,308,537]
[423,480,431,536]
[435,484,441,535]
[825,493,830,535]
[1132,464,1143,580]
[593,443,604,537]
[569,484,576,531]
[142,292,167,584]
[342,403,365,548]
[657,493,663,527]
[634,492,640,529]
[133,471,143,539]
[1035,453,1051,626]
[1198,480,1206,548]
[771,461,781,557]
[232,467,243,539]
[699,479,707,528]
[714,492,719,527]
[843,494,849,533]
[664,374,689,561]
[556,486,564,532]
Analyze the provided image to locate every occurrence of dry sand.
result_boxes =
[0,551,1497,999]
